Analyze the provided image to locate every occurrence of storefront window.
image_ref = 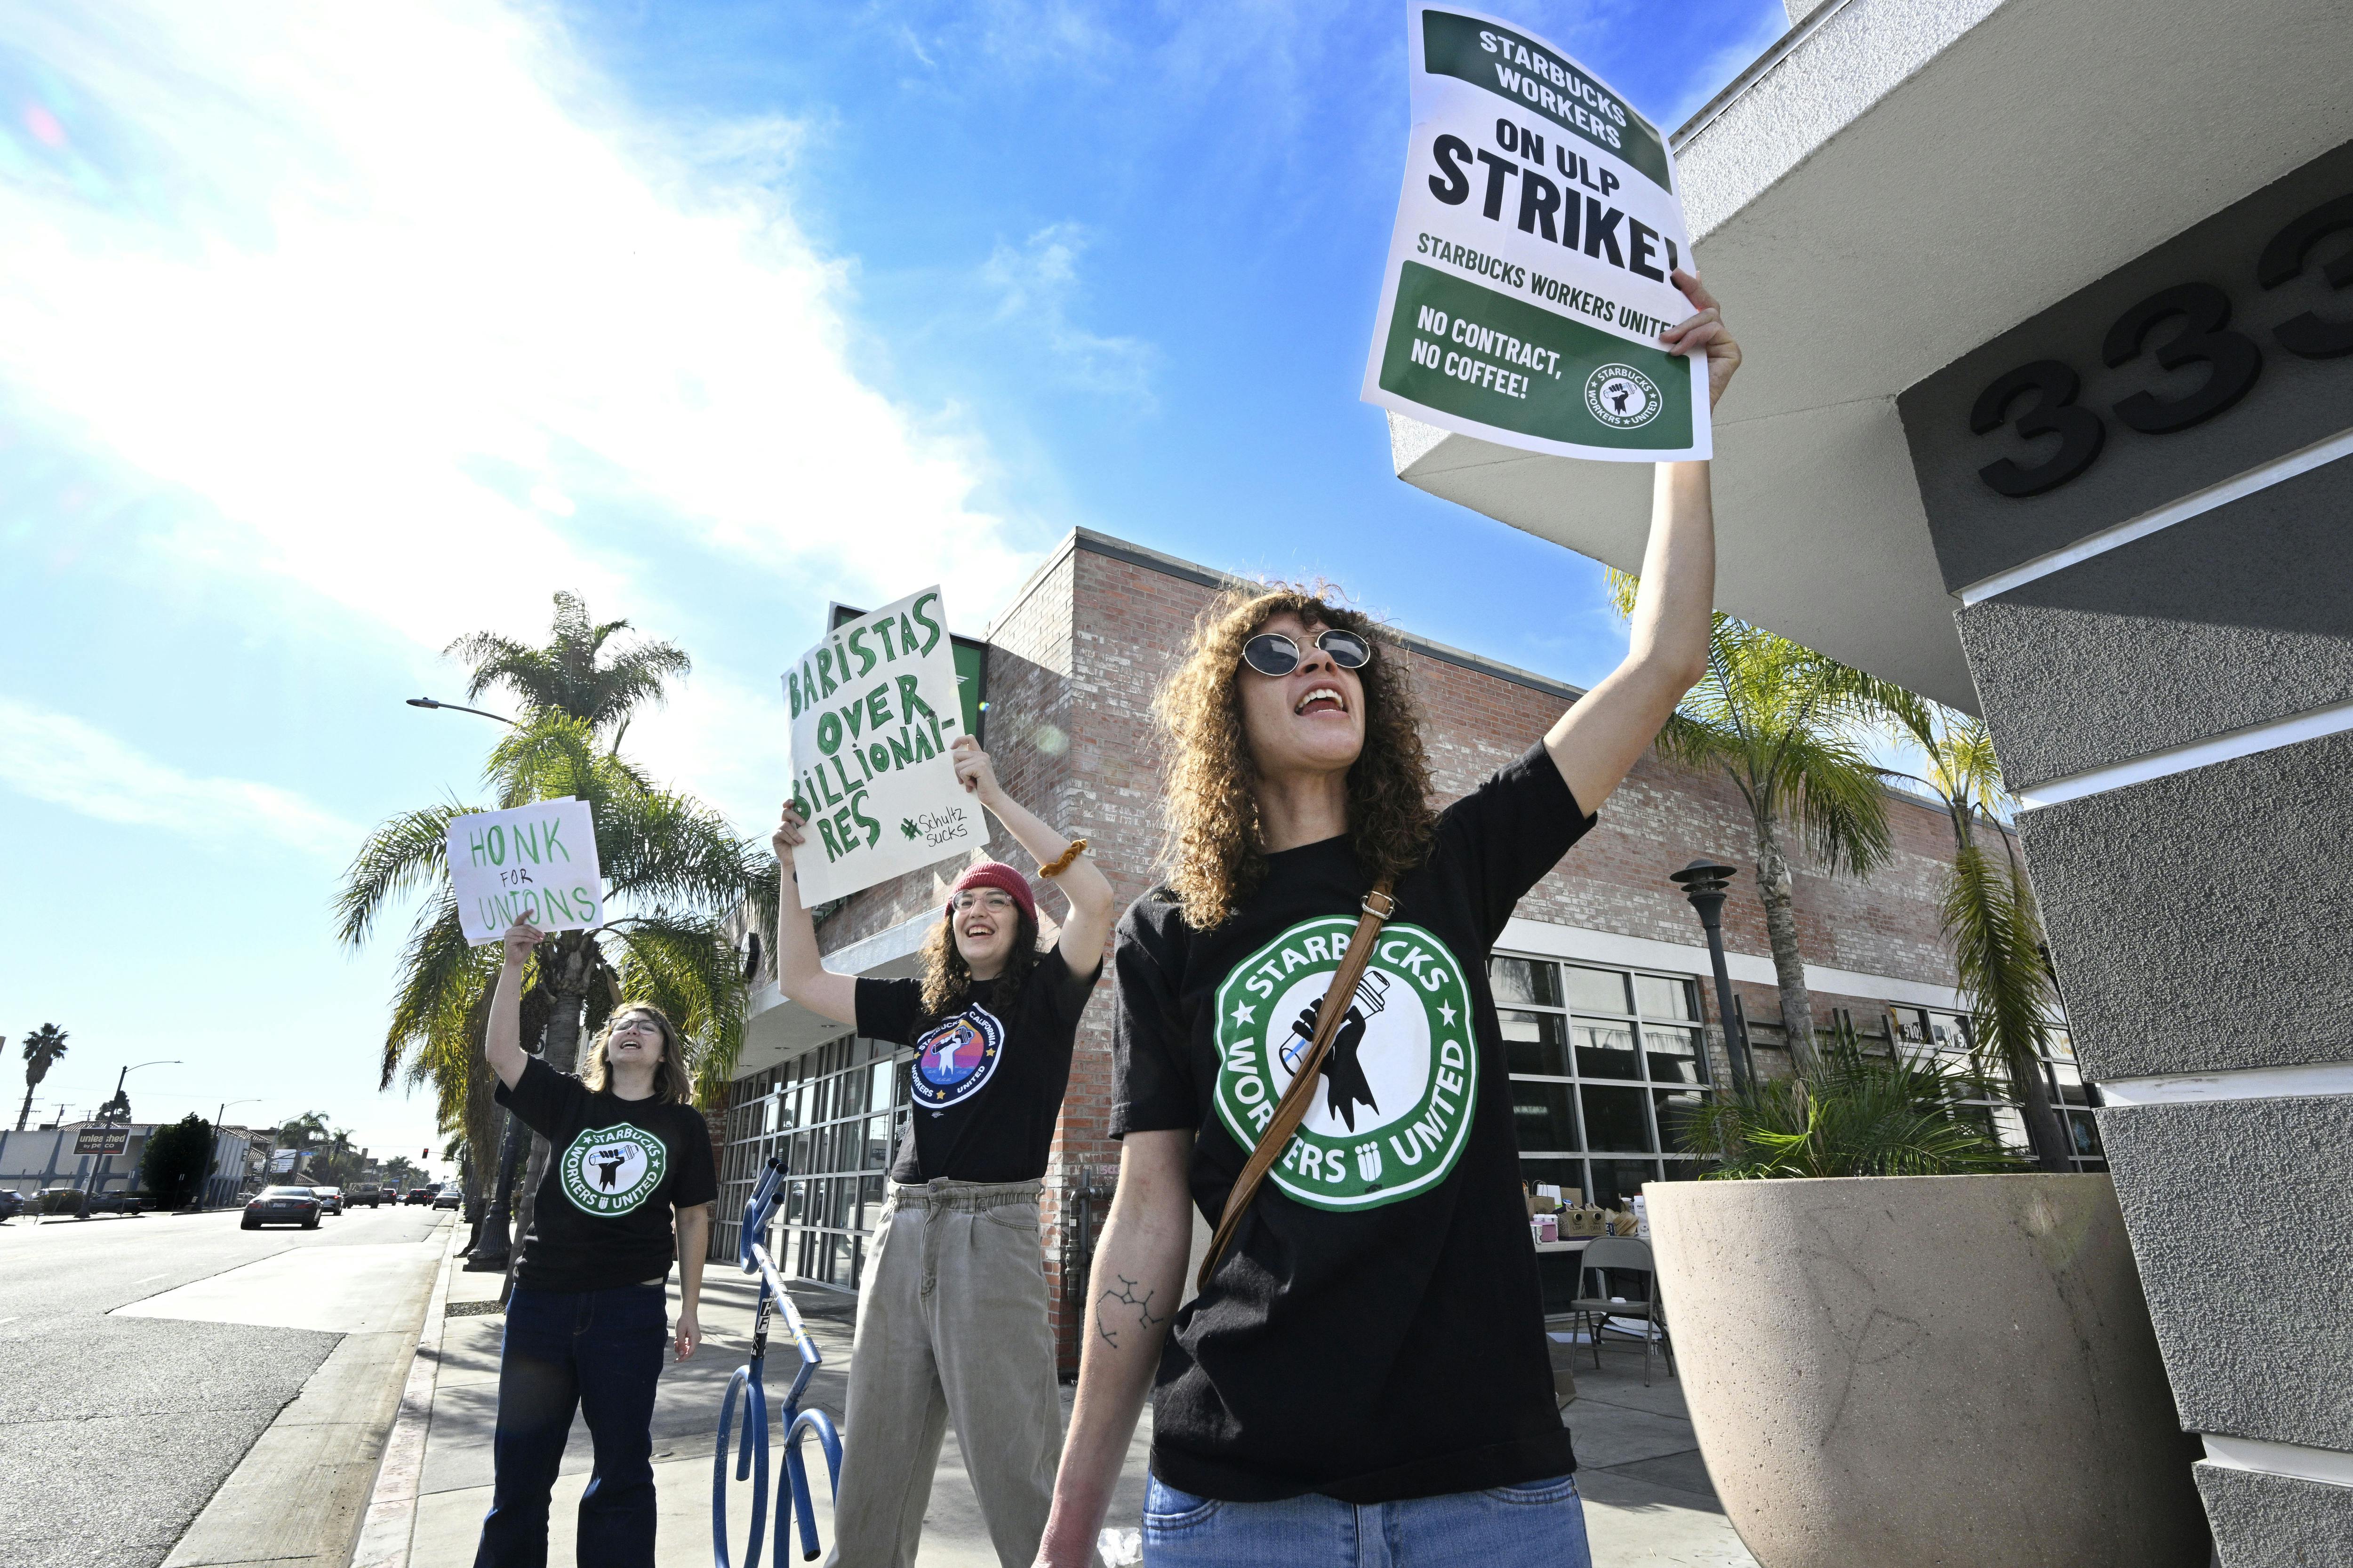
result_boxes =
[715,1033,911,1289]
[1494,951,1710,1206]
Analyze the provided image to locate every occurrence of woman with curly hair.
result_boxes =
[476,928,717,1568]
[772,734,1115,1568]
[1033,272,1740,1568]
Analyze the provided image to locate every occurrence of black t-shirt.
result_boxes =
[857,945,1098,1184]
[496,1057,720,1293]
[1112,744,1594,1504]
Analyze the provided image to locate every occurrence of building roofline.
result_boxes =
[1058,528,1591,705]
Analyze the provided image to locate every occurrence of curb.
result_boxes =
[349,1221,463,1568]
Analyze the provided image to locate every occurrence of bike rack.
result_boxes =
[713,1156,843,1568]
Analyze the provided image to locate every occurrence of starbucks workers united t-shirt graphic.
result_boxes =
[560,1123,668,1216]
[1213,917,1476,1208]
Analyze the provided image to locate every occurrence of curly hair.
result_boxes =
[1153,585,1438,930]
[579,1003,693,1104]
[919,904,1043,1017]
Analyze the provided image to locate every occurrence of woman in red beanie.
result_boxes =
[773,734,1114,1568]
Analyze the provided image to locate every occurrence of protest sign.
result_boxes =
[1361,5,1708,462]
[447,797,604,944]
[784,584,980,904]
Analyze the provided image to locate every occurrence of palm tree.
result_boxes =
[338,711,774,1272]
[445,591,690,750]
[17,1024,69,1131]
[276,1110,331,1180]
[1610,576,1894,1071]
[1679,1026,2025,1178]
[1874,694,2073,1173]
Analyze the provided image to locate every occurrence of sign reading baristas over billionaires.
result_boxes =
[447,797,604,945]
[1361,6,1708,462]
[784,585,979,904]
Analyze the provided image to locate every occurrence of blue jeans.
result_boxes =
[1140,1473,1593,1568]
[475,1284,668,1568]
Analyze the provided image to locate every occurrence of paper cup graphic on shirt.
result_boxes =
[910,1005,1006,1111]
[560,1124,668,1216]
[1212,915,1478,1210]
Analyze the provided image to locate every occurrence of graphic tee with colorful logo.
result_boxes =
[559,1123,669,1216]
[1211,918,1476,1209]
[909,1005,1006,1111]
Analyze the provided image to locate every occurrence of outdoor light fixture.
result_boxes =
[1668,858,1753,1095]
[406,696,519,726]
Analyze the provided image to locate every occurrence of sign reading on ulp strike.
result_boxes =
[784,585,979,904]
[447,797,604,944]
[1361,6,1708,462]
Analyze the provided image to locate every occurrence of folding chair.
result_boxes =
[1571,1236,1674,1387]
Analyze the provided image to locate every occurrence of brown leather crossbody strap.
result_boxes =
[1198,881,1397,1294]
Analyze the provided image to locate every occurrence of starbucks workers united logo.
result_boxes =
[1212,916,1479,1211]
[560,1124,667,1216]
[1584,363,1663,430]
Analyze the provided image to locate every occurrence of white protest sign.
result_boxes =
[1361,5,1708,462]
[447,797,604,944]
[784,584,980,904]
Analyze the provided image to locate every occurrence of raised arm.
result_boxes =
[771,804,859,1027]
[951,736,1115,981]
[1033,1128,1194,1568]
[483,917,542,1089]
[1547,270,1741,814]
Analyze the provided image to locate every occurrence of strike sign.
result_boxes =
[784,585,979,904]
[1362,5,1708,462]
[447,797,605,944]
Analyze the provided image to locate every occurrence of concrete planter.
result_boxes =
[1646,1174,2206,1568]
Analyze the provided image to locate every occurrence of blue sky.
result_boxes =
[0,0,1785,1167]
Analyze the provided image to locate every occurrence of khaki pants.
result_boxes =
[822,1179,1064,1568]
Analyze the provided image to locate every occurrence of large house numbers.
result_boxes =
[1970,193,2353,498]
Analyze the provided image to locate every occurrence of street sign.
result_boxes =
[75,1127,130,1155]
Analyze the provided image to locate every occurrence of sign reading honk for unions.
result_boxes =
[784,585,978,904]
[447,797,604,945]
[1361,4,1709,462]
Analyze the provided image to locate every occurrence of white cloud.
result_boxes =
[0,695,361,858]
[982,223,1156,402]
[0,0,1037,661]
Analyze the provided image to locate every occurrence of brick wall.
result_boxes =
[783,532,1973,1372]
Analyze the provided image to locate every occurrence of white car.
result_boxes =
[432,1184,464,1211]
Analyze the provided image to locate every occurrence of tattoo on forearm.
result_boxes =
[1096,1273,1163,1344]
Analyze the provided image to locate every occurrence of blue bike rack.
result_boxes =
[714,1156,843,1568]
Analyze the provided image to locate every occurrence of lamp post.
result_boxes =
[81,1059,180,1199]
[1668,860,1753,1096]
[405,696,518,726]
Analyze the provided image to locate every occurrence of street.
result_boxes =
[0,1204,451,1568]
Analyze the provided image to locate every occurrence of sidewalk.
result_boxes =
[387,1256,1752,1567]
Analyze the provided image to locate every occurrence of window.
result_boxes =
[1491,953,1712,1208]
[1888,1006,2104,1172]
[714,1033,911,1290]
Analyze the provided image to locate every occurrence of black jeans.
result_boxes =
[475,1283,668,1568]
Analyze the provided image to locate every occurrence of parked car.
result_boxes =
[242,1186,323,1230]
[83,1191,144,1216]
[432,1184,464,1211]
[404,1185,437,1205]
[348,1182,384,1208]
[0,1189,25,1221]
[313,1186,344,1215]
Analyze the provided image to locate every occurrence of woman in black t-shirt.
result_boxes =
[772,735,1115,1568]
[475,918,719,1568]
[1033,274,1740,1568]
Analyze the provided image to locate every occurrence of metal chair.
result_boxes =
[1570,1236,1674,1387]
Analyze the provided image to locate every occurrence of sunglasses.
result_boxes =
[1241,628,1373,678]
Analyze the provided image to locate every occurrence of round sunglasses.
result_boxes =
[1241,628,1373,678]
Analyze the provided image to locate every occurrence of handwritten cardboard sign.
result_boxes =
[785,584,979,903]
[447,797,604,944]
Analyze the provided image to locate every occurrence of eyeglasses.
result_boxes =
[1241,628,1373,678]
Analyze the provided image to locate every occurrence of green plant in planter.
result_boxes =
[1676,1027,2026,1178]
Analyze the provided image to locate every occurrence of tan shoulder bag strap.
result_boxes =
[1198,880,1397,1293]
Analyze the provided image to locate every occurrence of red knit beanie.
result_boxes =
[945,860,1037,924]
